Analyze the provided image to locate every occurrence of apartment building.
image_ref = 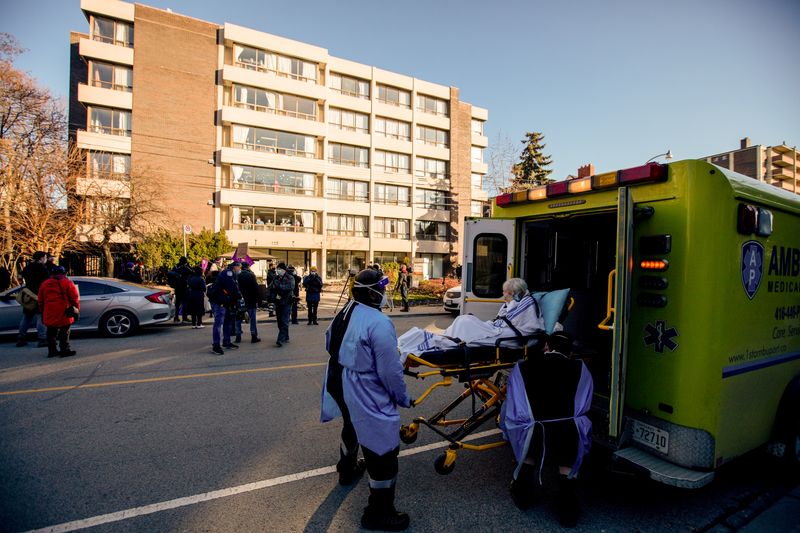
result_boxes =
[702,138,799,195]
[68,0,489,280]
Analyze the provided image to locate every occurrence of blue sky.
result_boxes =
[3,0,799,182]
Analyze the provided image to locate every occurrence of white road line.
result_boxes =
[25,429,502,533]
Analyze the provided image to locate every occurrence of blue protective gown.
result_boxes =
[321,303,412,455]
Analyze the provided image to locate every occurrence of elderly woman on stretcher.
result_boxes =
[398,278,549,360]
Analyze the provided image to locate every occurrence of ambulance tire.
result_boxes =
[773,375,800,469]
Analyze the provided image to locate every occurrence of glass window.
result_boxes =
[326,178,369,202]
[471,201,484,217]
[74,280,112,296]
[471,146,484,163]
[328,143,369,167]
[330,72,370,99]
[89,152,130,180]
[377,84,411,108]
[375,117,411,140]
[414,188,447,210]
[472,234,507,298]
[415,157,448,179]
[232,85,316,120]
[416,125,449,147]
[373,183,410,206]
[328,107,369,133]
[231,125,316,158]
[327,214,368,237]
[326,250,366,280]
[374,218,410,239]
[92,16,133,47]
[89,107,131,136]
[233,44,317,83]
[471,119,484,136]
[416,94,449,116]
[471,173,483,189]
[91,62,132,92]
[231,206,316,232]
[229,165,317,196]
[374,150,410,173]
[415,221,449,241]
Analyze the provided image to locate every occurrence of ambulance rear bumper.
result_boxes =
[613,447,715,489]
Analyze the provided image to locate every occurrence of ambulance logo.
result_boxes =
[741,240,764,300]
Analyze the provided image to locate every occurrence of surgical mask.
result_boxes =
[277,268,285,275]
[512,294,523,302]
[354,276,389,308]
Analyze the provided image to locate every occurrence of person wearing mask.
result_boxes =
[16,251,50,347]
[170,257,194,323]
[288,265,302,325]
[500,332,593,527]
[37,265,80,358]
[398,265,411,312]
[266,262,277,317]
[236,262,261,343]
[208,261,242,355]
[321,268,413,531]
[187,267,207,329]
[118,261,143,284]
[302,266,323,325]
[269,262,295,347]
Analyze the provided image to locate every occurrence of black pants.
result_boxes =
[291,297,299,323]
[174,289,188,320]
[47,325,71,353]
[327,361,399,481]
[307,300,319,323]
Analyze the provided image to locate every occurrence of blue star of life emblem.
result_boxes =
[644,320,679,353]
[740,240,763,300]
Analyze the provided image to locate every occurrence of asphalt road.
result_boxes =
[0,311,796,532]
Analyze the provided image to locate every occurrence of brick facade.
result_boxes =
[449,87,473,266]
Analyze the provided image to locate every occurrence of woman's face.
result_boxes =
[502,288,514,303]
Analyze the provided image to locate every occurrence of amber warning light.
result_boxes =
[640,259,669,271]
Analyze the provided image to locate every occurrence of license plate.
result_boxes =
[632,420,669,454]
[446,299,453,305]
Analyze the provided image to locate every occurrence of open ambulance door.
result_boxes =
[462,218,515,321]
[608,187,634,439]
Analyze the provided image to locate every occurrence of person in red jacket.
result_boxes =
[38,266,80,358]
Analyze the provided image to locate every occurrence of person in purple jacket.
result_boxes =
[500,331,593,528]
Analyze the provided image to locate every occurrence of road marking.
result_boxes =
[24,429,503,533]
[0,362,327,396]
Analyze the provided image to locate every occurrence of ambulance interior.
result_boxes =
[521,213,618,396]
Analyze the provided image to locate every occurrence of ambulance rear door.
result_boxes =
[462,218,516,321]
[608,187,634,438]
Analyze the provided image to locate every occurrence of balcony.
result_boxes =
[221,106,325,137]
[81,0,134,22]
[772,152,797,168]
[78,83,132,110]
[221,64,327,101]
[79,37,133,66]
[76,130,131,154]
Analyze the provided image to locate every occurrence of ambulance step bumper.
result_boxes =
[613,447,714,489]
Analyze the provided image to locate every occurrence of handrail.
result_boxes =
[597,269,616,331]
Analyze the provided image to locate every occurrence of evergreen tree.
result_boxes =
[511,132,554,188]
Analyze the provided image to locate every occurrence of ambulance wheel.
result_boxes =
[773,376,800,470]
[400,424,418,444]
[434,450,456,475]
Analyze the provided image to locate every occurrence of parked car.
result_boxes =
[443,286,462,315]
[0,277,174,338]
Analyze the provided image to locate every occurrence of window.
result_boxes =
[229,165,317,196]
[471,201,484,217]
[92,16,133,48]
[373,183,410,206]
[471,173,483,189]
[327,214,368,237]
[416,94,448,116]
[231,206,316,232]
[471,119,485,136]
[417,253,447,279]
[471,146,484,164]
[374,252,406,265]
[414,188,447,210]
[231,125,316,158]
[375,117,411,140]
[328,143,369,167]
[415,157,448,179]
[328,107,369,133]
[90,61,132,92]
[74,280,115,296]
[472,234,507,297]
[86,197,131,227]
[377,84,411,108]
[326,250,366,280]
[232,85,316,120]
[330,73,370,99]
[233,44,317,83]
[326,178,369,202]
[415,221,449,241]
[416,125,449,147]
[89,107,131,136]
[88,152,130,180]
[374,150,410,174]
[374,217,410,239]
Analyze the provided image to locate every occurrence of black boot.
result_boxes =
[556,475,580,527]
[361,485,409,531]
[336,449,366,485]
[510,463,537,510]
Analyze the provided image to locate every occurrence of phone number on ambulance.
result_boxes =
[775,305,800,321]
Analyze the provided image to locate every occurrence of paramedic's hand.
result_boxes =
[409,398,416,408]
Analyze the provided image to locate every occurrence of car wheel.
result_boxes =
[100,310,138,337]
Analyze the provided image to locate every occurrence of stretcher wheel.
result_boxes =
[400,424,418,444]
[434,450,456,475]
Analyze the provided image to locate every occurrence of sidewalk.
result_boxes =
[735,483,800,533]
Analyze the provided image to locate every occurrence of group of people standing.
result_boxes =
[15,251,80,358]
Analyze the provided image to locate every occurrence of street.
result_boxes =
[0,304,796,532]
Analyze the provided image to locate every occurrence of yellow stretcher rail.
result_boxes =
[597,269,616,331]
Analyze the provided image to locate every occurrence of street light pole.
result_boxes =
[646,150,673,164]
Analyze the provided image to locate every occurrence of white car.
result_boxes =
[443,286,462,315]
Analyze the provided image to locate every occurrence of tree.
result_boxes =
[484,131,517,196]
[511,131,554,189]
[0,33,88,279]
[136,228,230,272]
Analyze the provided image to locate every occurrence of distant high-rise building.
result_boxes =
[69,0,489,279]
[702,138,798,196]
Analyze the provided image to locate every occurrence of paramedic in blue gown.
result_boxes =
[320,268,414,532]
[500,331,593,528]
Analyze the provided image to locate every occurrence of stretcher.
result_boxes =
[399,291,573,475]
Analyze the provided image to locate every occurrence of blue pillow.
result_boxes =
[531,288,570,334]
